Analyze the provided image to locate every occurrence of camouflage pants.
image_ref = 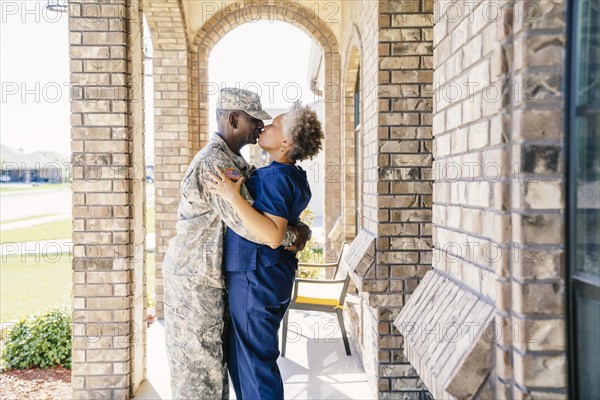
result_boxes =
[164,274,229,400]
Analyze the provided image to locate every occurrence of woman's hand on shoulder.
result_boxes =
[205,166,243,203]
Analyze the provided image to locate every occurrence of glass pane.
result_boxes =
[354,69,363,229]
[572,1,600,398]
[574,0,600,277]
[354,71,360,128]
[575,291,600,398]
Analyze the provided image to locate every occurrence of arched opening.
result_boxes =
[133,2,344,397]
[206,20,326,238]
[190,1,341,254]
[142,14,156,320]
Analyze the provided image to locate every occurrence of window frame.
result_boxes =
[566,1,600,398]
[353,68,363,230]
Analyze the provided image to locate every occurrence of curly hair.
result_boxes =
[282,103,325,162]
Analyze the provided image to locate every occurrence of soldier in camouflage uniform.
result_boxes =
[162,88,310,399]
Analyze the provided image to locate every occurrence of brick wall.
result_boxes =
[68,0,571,398]
[509,0,567,397]
[339,0,380,391]
[376,1,434,397]
[69,0,147,398]
[432,0,509,306]
[431,1,517,396]
[396,0,568,398]
[339,0,434,398]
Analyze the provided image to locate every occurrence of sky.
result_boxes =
[1,0,70,156]
[0,2,317,158]
[207,20,316,135]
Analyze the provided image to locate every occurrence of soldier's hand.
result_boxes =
[284,221,312,253]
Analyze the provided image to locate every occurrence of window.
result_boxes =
[354,68,363,230]
[354,70,360,129]
[567,1,600,398]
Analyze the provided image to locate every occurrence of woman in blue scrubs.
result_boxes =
[206,103,324,400]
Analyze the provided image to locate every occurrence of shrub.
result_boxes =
[2,306,72,370]
[147,292,156,309]
[297,208,324,279]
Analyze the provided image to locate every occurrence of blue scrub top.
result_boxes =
[224,161,312,272]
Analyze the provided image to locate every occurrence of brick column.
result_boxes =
[337,1,434,396]
[392,0,569,398]
[374,0,434,396]
[69,0,146,398]
[142,0,191,320]
[508,0,567,397]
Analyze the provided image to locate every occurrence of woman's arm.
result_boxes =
[205,167,288,249]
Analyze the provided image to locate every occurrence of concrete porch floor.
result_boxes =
[134,310,376,400]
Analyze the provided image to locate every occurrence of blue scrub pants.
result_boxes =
[227,261,296,400]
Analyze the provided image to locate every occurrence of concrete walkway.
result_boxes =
[134,310,376,400]
[0,188,72,222]
[0,184,154,225]
[0,213,71,231]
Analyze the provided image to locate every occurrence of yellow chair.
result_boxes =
[282,242,352,357]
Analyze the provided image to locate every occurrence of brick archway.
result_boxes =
[190,1,342,241]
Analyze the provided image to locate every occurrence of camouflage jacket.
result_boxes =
[162,133,297,289]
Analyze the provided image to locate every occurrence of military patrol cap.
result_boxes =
[216,87,272,120]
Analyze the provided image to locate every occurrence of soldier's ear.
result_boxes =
[229,112,239,129]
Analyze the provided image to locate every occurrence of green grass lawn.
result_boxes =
[0,202,157,323]
[1,252,157,323]
[0,253,72,323]
[146,206,155,234]
[1,205,153,243]
[146,252,156,308]
[0,219,72,244]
